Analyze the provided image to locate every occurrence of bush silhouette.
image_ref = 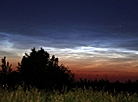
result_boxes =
[17,47,75,89]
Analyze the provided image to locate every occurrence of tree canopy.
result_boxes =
[17,47,75,89]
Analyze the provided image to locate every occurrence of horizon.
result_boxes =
[1,51,138,83]
[0,0,138,83]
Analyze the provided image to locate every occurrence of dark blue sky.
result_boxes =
[0,0,138,82]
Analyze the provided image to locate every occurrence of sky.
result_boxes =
[0,0,138,82]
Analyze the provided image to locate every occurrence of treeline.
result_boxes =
[0,48,74,91]
[71,78,138,94]
[0,48,138,93]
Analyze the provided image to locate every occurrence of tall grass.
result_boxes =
[0,85,138,102]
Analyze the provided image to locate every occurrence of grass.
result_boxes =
[0,85,138,102]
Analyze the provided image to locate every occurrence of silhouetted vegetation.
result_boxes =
[0,47,74,90]
[0,57,13,89]
[18,48,74,89]
[1,47,138,99]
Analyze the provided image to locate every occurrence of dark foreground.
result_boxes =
[1,79,138,102]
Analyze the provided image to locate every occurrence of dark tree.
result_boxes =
[17,47,75,89]
[0,57,12,75]
[0,57,12,88]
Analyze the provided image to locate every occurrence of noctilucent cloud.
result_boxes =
[0,0,138,82]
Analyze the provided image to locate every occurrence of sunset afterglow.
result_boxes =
[0,0,138,82]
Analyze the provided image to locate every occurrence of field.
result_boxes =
[1,85,138,102]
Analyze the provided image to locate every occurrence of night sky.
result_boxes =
[0,0,138,82]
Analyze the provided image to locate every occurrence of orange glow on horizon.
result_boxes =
[72,67,138,83]
[1,57,138,83]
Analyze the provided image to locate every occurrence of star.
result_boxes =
[119,25,122,27]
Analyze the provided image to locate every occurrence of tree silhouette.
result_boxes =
[17,47,75,89]
[0,57,12,75]
[0,57,12,88]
